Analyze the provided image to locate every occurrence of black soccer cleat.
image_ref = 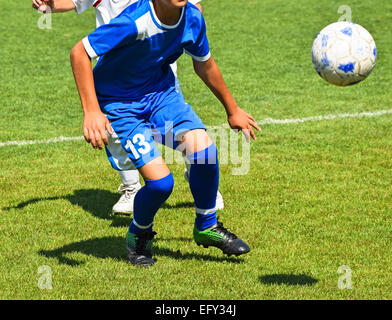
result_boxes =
[126,231,157,267]
[193,221,250,256]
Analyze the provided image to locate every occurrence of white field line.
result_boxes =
[208,109,392,129]
[0,136,84,147]
[1,109,392,148]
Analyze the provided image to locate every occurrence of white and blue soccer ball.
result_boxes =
[311,21,377,86]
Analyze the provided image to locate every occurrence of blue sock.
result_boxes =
[129,173,174,234]
[186,144,219,231]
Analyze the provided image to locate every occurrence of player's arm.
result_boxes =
[32,0,76,13]
[70,15,137,149]
[185,10,259,141]
[193,57,261,142]
[70,41,113,149]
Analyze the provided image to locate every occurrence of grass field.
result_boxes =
[1,0,392,300]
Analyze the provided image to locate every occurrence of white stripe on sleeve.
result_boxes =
[184,50,211,62]
[82,36,98,59]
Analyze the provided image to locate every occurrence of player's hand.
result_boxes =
[32,0,52,13]
[83,111,113,150]
[227,107,261,143]
[32,0,42,9]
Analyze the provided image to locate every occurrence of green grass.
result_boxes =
[0,0,392,299]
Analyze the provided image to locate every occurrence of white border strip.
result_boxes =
[1,109,391,148]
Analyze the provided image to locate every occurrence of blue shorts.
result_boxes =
[101,87,206,169]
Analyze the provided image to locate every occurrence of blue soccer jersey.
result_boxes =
[82,0,210,101]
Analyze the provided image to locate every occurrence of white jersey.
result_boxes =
[72,0,202,28]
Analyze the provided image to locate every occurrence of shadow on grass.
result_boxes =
[3,189,194,227]
[8,189,230,265]
[259,274,318,286]
[3,189,122,223]
[162,201,195,209]
[38,236,243,266]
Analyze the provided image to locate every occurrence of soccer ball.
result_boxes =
[311,21,377,86]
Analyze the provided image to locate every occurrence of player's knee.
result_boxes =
[181,129,213,155]
[187,143,219,168]
[145,172,174,199]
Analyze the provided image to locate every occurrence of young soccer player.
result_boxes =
[32,0,225,215]
[70,0,260,266]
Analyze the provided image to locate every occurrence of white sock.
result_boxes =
[119,170,140,187]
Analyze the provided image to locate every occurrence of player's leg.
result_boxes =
[180,129,250,256]
[104,104,174,267]
[180,130,218,230]
[129,156,172,235]
[170,61,225,210]
[105,131,142,216]
[151,90,249,257]
[183,157,224,210]
[127,157,174,267]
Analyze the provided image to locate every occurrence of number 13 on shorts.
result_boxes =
[125,133,152,160]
